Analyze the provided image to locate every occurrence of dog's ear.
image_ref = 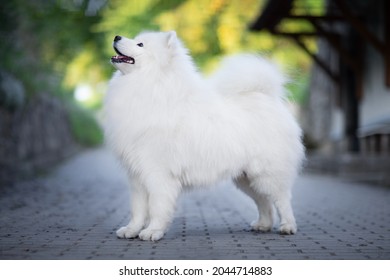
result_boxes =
[166,31,177,49]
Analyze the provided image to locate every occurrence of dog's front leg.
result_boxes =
[116,176,148,239]
[138,176,181,241]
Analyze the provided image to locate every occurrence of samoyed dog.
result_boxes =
[104,31,304,241]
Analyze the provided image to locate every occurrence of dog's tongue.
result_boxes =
[111,55,135,64]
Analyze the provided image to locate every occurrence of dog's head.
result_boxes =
[111,31,183,75]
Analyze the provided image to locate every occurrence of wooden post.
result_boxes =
[344,29,360,152]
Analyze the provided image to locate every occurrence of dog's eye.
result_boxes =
[137,43,144,47]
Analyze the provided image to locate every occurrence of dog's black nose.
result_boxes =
[114,35,122,42]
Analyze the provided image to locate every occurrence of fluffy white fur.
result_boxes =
[104,31,305,241]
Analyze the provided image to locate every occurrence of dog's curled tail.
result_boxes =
[209,54,287,98]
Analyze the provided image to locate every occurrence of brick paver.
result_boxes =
[0,148,389,259]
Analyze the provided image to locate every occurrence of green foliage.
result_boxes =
[286,73,309,104]
[91,0,320,102]
[66,101,104,147]
[1,0,323,110]
[0,0,106,98]
[0,0,106,146]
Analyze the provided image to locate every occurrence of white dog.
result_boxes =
[104,31,304,241]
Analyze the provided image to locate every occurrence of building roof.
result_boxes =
[249,0,390,91]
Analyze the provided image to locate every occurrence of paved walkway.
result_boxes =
[0,148,389,260]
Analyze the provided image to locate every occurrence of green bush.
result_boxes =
[66,102,103,147]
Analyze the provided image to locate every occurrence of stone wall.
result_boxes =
[0,93,77,185]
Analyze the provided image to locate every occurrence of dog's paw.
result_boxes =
[116,226,141,239]
[279,223,297,235]
[251,220,272,232]
[138,228,165,241]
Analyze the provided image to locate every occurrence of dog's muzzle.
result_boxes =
[111,36,135,64]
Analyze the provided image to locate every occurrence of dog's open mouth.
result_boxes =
[111,46,135,64]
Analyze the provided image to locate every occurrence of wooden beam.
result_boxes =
[271,31,319,37]
[309,20,360,72]
[335,0,386,55]
[286,15,343,21]
[291,35,340,84]
[271,30,340,83]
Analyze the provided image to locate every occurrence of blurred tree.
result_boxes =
[0,0,105,146]
[1,0,323,105]
[0,0,104,99]
[93,0,321,102]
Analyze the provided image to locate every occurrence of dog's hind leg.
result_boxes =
[249,174,297,235]
[138,175,181,241]
[272,191,297,234]
[234,174,274,232]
